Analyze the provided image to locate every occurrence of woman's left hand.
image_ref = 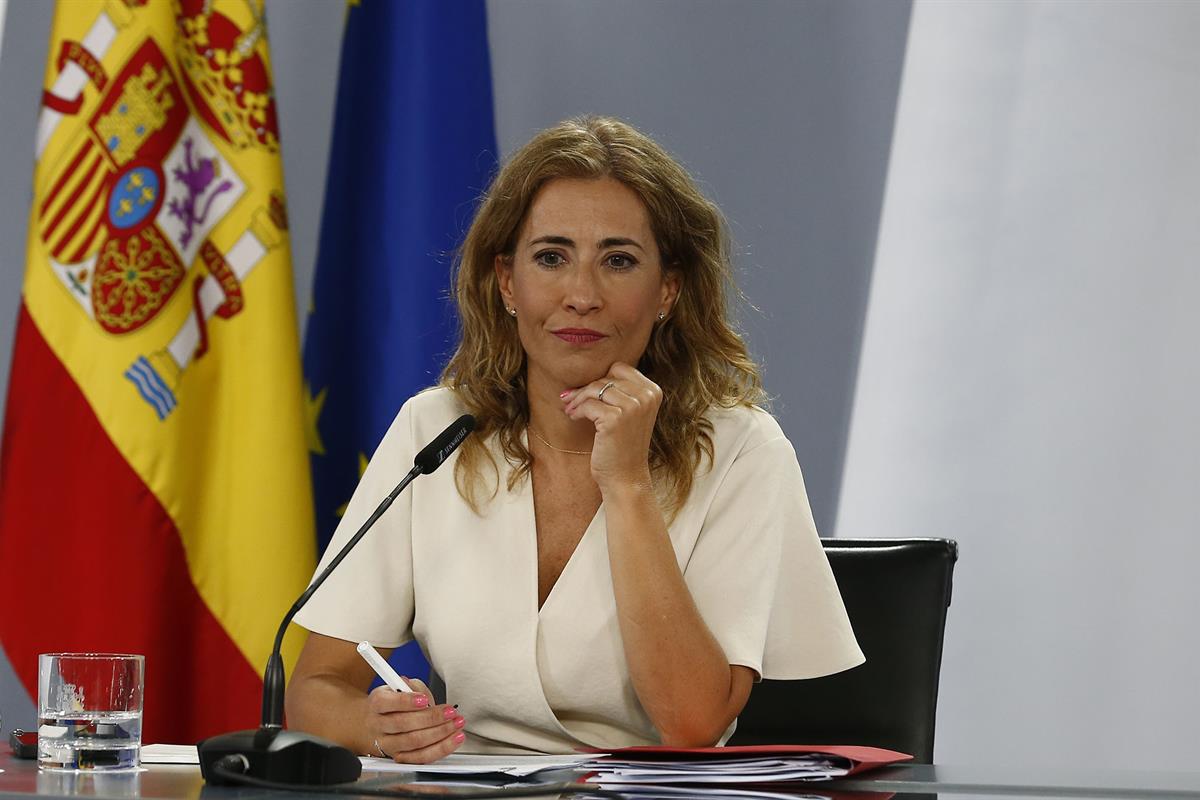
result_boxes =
[563,362,662,494]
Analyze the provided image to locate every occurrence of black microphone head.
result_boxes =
[413,414,475,474]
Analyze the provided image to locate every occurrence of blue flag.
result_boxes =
[302,0,497,681]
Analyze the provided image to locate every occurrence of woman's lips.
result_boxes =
[552,328,607,344]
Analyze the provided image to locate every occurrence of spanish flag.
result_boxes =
[0,0,313,743]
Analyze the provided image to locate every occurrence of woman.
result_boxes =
[287,116,863,762]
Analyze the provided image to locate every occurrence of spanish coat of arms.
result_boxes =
[36,0,289,420]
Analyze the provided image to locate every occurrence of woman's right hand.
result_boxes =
[366,677,467,763]
[286,634,466,765]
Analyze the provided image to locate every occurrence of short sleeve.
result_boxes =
[683,433,864,680]
[292,399,418,647]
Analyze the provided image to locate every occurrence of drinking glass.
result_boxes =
[37,653,144,771]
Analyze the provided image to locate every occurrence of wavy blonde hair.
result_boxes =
[442,116,764,516]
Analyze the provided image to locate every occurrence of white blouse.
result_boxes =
[294,387,863,754]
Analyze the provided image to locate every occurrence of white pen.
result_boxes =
[356,641,414,693]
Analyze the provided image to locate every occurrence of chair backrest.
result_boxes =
[728,537,957,762]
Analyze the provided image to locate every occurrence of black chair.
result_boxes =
[728,537,957,762]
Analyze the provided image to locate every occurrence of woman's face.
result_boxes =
[496,176,679,396]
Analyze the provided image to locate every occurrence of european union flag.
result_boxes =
[302,0,497,681]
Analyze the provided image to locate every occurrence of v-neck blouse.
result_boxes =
[294,387,863,754]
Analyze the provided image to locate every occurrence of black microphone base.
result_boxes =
[198,727,363,785]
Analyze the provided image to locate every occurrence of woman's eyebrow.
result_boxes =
[526,235,645,251]
[527,235,575,248]
[598,237,644,251]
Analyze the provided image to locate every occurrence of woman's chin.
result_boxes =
[561,367,612,391]
[538,358,614,391]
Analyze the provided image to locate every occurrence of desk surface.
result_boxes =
[4,752,1200,800]
[831,763,1200,798]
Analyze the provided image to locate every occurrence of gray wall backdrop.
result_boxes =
[0,0,906,736]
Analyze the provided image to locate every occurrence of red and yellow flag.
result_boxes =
[0,0,314,742]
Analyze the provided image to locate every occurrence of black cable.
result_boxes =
[210,757,626,799]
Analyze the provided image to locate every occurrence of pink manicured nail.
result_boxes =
[413,695,429,708]
[454,717,466,729]
[453,732,466,744]
[443,706,457,719]
[559,390,571,399]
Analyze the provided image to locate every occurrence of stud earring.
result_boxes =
[507,307,517,317]
[657,311,666,321]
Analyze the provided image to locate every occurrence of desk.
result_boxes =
[4,752,1200,800]
[827,764,1200,798]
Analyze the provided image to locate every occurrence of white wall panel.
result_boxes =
[839,0,1200,769]
[0,0,8,63]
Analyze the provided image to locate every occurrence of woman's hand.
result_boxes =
[563,361,662,494]
[365,677,466,764]
[288,635,465,764]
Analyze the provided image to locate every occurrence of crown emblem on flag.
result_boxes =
[174,2,280,152]
[94,63,176,166]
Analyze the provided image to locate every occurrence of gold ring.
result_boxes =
[597,381,616,402]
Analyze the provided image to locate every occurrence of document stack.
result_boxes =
[581,745,910,798]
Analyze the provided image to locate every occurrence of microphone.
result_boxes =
[199,414,476,786]
[414,414,475,474]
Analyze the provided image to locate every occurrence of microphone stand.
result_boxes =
[198,464,423,785]
[198,414,474,786]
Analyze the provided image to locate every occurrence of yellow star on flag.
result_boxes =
[304,382,328,455]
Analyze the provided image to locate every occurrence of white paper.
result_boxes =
[140,744,199,764]
[140,744,593,775]
[360,752,598,777]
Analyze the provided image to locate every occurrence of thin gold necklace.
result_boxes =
[529,426,592,455]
